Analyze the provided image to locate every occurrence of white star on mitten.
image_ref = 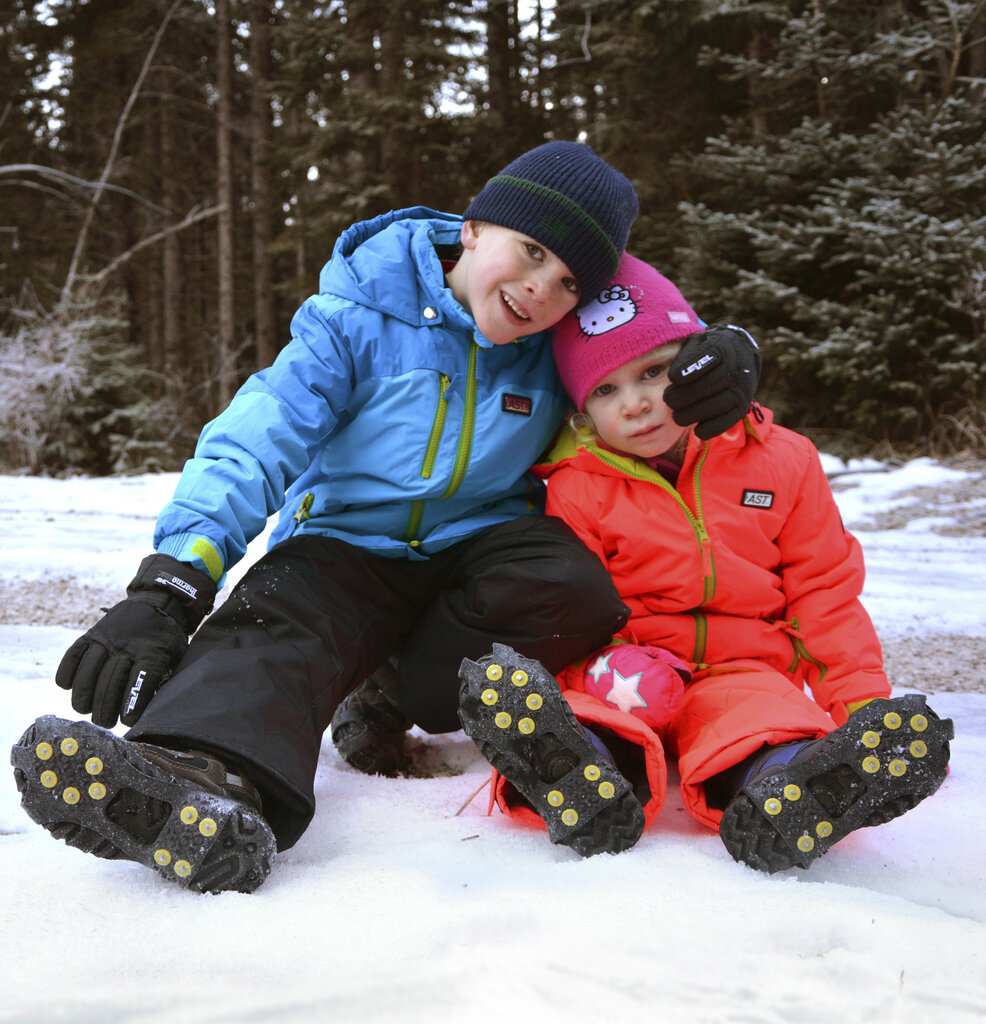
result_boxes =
[586,651,612,685]
[605,669,648,714]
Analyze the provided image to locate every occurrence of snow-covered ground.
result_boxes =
[1,459,984,1024]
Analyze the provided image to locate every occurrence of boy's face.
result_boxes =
[583,343,692,461]
[448,222,580,345]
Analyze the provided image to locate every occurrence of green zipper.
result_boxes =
[439,342,478,498]
[403,346,479,544]
[590,443,715,662]
[788,617,830,687]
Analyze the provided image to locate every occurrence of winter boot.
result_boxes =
[331,658,413,776]
[718,694,953,873]
[11,715,275,893]
[458,643,645,857]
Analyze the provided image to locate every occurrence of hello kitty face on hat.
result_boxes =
[576,285,637,337]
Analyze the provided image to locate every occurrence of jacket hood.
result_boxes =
[319,206,482,338]
[533,405,774,481]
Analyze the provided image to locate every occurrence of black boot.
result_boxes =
[331,658,413,776]
[458,643,645,857]
[718,695,953,873]
[11,715,275,893]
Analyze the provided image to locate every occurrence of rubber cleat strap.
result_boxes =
[458,643,644,856]
[719,694,953,872]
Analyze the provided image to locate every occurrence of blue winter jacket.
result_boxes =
[153,208,569,583]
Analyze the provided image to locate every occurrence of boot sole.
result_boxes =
[11,716,276,893]
[719,695,953,872]
[458,644,645,857]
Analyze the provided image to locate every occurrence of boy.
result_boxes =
[11,145,757,893]
[457,254,952,869]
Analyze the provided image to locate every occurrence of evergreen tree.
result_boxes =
[675,0,986,452]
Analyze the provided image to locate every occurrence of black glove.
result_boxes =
[55,554,217,728]
[664,324,762,440]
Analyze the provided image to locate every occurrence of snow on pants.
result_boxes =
[493,659,836,834]
[126,515,630,850]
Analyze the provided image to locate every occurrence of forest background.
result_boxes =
[2,0,985,476]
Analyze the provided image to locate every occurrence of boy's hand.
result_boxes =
[55,554,216,728]
[664,325,761,440]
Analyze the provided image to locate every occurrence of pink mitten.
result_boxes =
[581,643,691,728]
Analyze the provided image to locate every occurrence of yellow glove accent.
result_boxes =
[846,698,876,715]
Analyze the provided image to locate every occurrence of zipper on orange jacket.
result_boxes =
[788,616,830,688]
[589,441,715,663]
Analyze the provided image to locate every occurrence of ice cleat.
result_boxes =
[719,694,953,873]
[11,715,276,893]
[458,643,645,857]
[331,658,412,777]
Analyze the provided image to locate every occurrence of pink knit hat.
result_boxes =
[552,253,703,410]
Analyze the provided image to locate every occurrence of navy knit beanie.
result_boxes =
[462,141,639,300]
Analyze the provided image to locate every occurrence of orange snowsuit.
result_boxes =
[493,408,892,833]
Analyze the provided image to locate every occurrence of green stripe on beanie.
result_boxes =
[463,141,638,299]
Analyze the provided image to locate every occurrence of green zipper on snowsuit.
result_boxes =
[403,343,479,544]
[787,616,830,688]
[589,441,715,664]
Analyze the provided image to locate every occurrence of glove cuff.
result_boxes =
[127,554,217,634]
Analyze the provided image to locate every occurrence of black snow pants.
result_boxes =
[126,515,629,849]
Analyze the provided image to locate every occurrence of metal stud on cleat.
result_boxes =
[36,743,53,761]
[180,806,199,825]
[60,738,79,756]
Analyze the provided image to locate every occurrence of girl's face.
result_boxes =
[447,221,580,345]
[583,343,692,462]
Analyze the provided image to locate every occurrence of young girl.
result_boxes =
[458,253,953,871]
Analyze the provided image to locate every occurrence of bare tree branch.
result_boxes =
[86,204,224,288]
[0,164,170,212]
[61,0,185,305]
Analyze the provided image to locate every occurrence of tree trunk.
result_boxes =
[216,0,235,410]
[250,0,277,370]
[160,94,183,389]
